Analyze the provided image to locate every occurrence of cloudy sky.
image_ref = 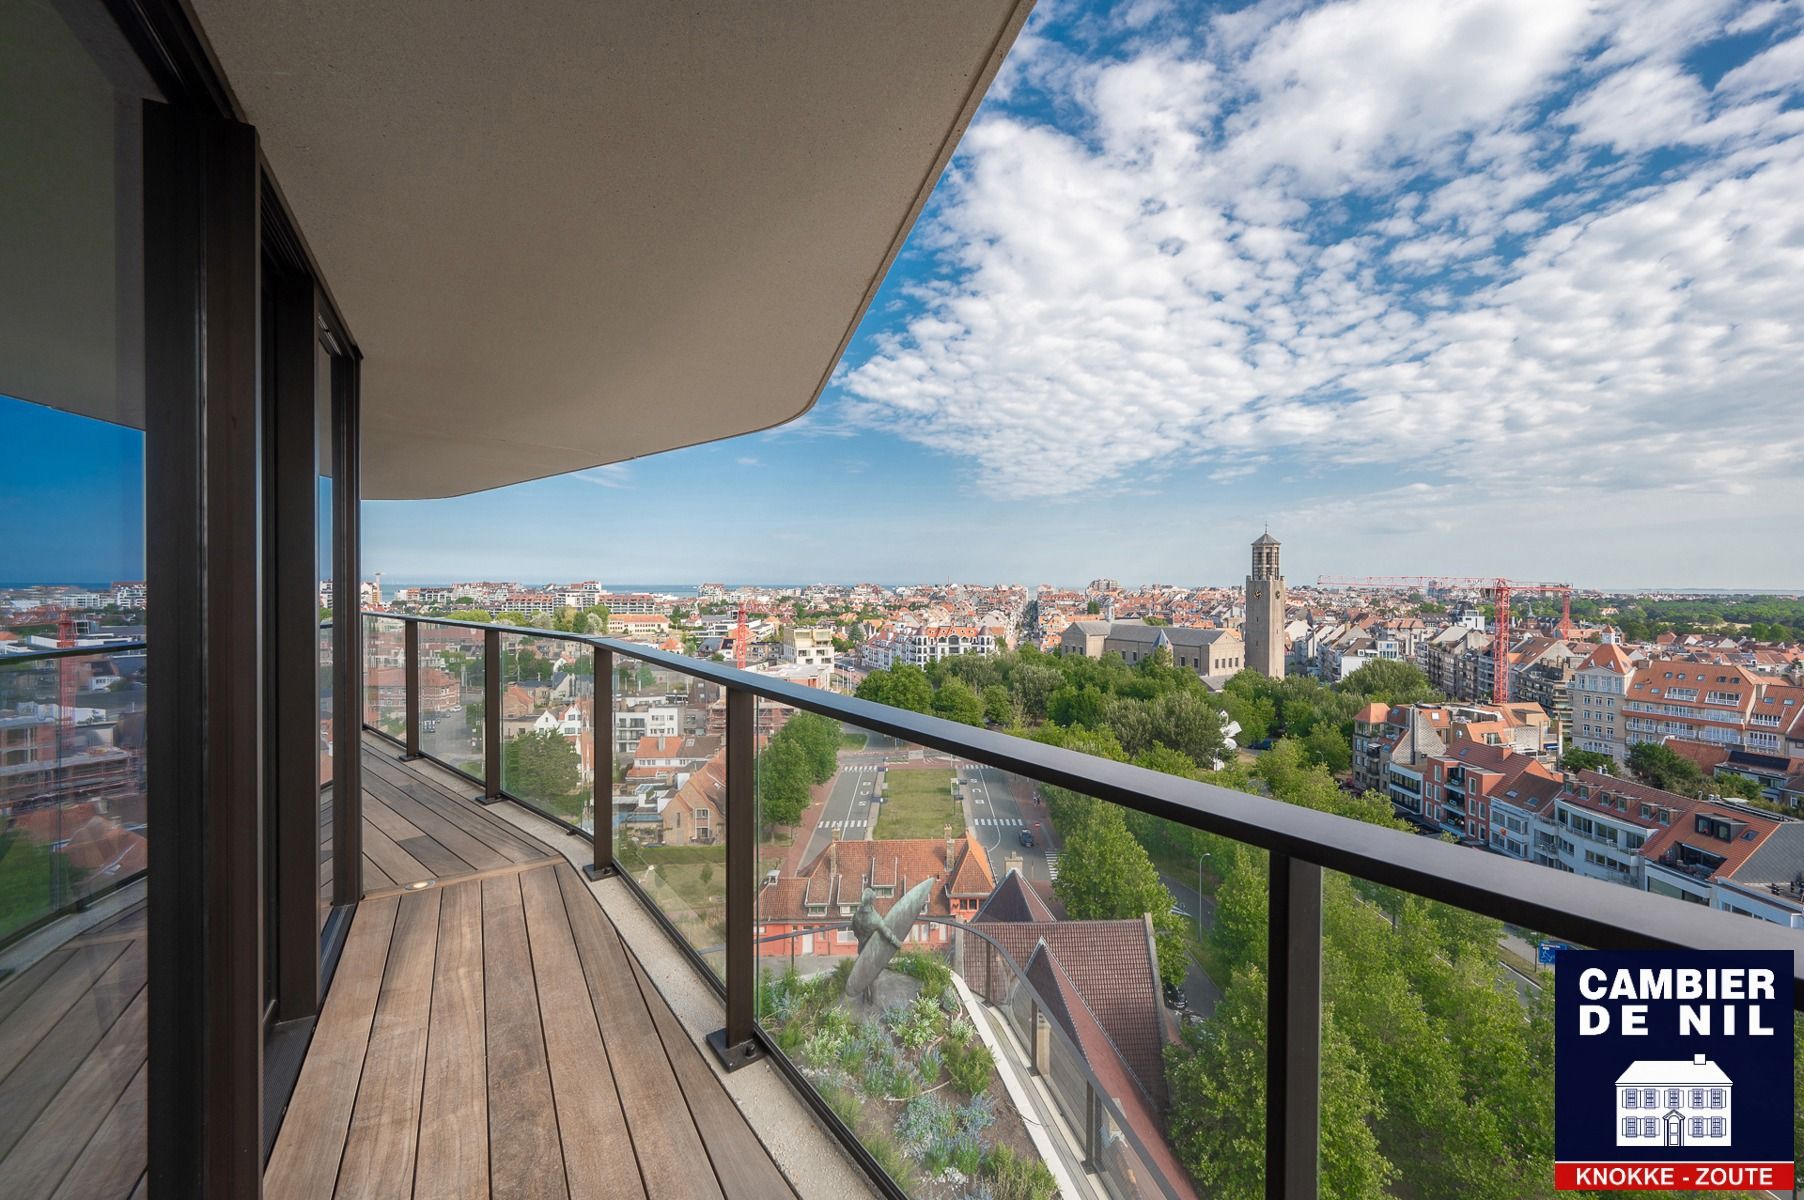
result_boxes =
[12,0,1803,590]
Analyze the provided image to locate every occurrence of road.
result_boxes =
[956,764,1059,883]
[799,752,885,862]
[1159,871,1224,1019]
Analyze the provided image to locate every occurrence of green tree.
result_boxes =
[1167,965,1391,1200]
[931,677,985,726]
[784,712,841,784]
[757,736,812,828]
[1052,802,1186,987]
[1336,659,1438,705]
[1710,772,1763,802]
[1560,747,1613,774]
[855,664,934,714]
[981,683,1017,726]
[1627,742,1705,795]
[1145,689,1227,768]
[1303,722,1352,774]
[502,732,584,818]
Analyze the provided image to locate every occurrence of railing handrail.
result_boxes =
[0,640,148,665]
[365,608,1804,996]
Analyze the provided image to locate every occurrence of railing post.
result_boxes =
[1266,853,1322,1200]
[402,618,421,760]
[1084,1081,1100,1170]
[483,627,502,802]
[585,645,616,880]
[708,684,762,1070]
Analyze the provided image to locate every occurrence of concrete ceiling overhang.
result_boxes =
[188,0,1033,499]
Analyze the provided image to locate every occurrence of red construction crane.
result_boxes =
[1314,575,1574,704]
[733,604,749,671]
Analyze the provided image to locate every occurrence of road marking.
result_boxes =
[1044,852,1061,881]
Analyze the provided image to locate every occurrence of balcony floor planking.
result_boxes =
[0,903,148,1200]
[269,739,797,1200]
[269,858,796,1200]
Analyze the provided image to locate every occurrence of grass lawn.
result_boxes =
[838,731,868,751]
[873,768,960,839]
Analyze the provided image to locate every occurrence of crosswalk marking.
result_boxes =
[819,818,869,831]
[1045,852,1061,881]
[840,764,883,773]
[972,818,1026,828]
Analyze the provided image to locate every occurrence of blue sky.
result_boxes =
[9,0,1804,590]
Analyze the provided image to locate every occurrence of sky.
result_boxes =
[9,0,1804,590]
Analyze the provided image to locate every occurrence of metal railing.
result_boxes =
[360,610,1804,1200]
[0,639,150,951]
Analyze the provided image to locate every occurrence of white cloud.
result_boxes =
[842,0,1804,523]
[572,464,632,488]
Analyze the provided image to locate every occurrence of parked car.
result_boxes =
[1017,828,1035,847]
[1164,983,1188,1011]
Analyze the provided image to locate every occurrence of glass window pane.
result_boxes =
[0,0,160,1190]
[499,631,592,826]
[611,655,727,978]
[418,623,485,779]
[750,709,1237,1198]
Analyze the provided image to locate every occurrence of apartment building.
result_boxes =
[609,612,673,642]
[1640,800,1795,919]
[1571,642,1636,760]
[1548,770,1695,887]
[613,705,681,754]
[1419,625,1493,700]
[1510,636,1584,733]
[1617,660,1804,768]
[895,625,997,667]
[782,625,836,667]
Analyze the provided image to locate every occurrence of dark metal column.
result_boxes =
[483,628,503,801]
[1084,1082,1101,1171]
[585,644,616,880]
[144,103,266,1199]
[1266,853,1323,1200]
[402,619,421,759]
[330,351,363,908]
[708,685,762,1070]
[268,265,319,1022]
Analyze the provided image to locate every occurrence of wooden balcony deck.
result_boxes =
[0,902,148,1200]
[0,737,796,1200]
[271,738,796,1199]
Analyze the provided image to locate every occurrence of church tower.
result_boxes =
[1245,531,1286,678]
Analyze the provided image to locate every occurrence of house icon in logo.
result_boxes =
[1615,1055,1732,1147]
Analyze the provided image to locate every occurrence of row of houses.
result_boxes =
[1356,699,1804,926]
[860,625,999,670]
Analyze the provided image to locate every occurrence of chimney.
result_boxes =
[945,823,955,865]
[829,830,840,879]
[1004,852,1024,877]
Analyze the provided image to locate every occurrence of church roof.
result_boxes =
[1253,532,1280,546]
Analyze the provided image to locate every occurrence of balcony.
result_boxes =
[13,1,1804,1195]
